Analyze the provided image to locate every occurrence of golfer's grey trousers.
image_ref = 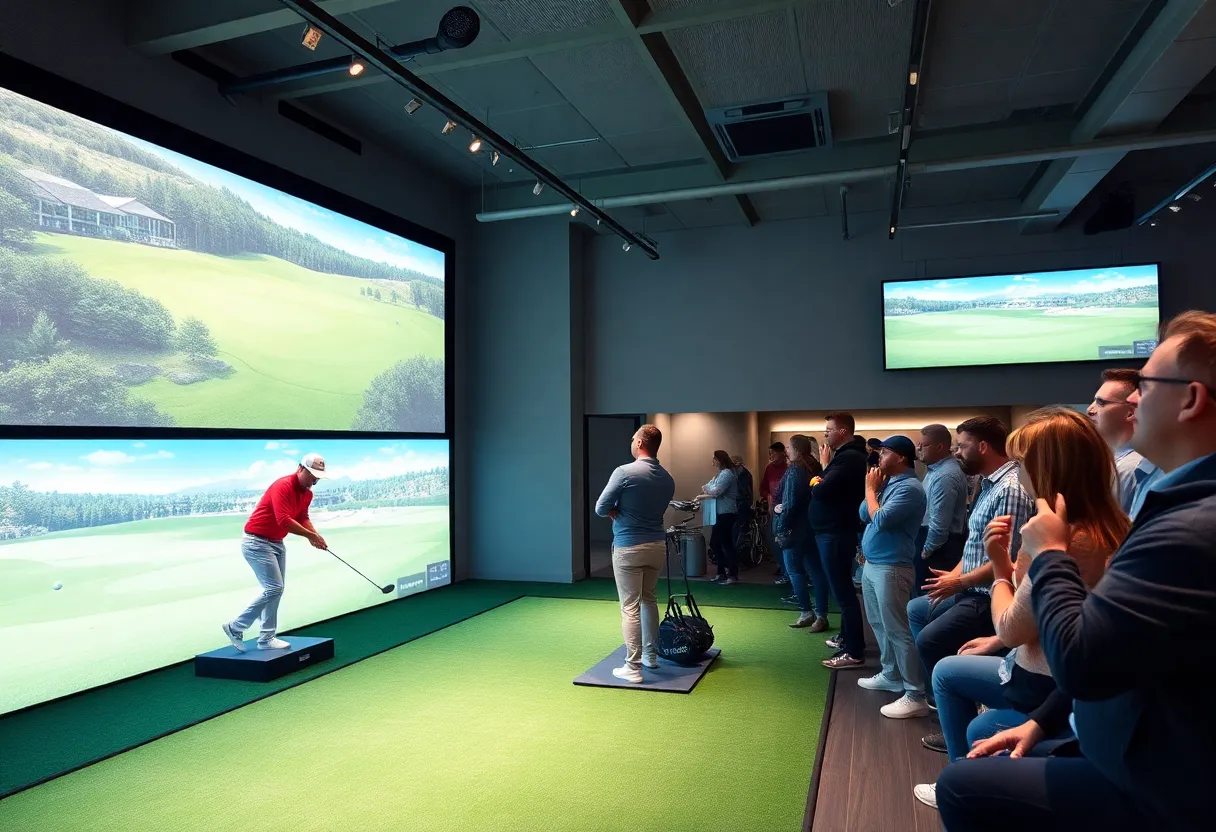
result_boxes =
[612,541,666,669]
[231,534,287,641]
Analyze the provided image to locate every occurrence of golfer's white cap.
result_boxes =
[300,452,330,479]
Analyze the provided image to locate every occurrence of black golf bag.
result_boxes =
[658,532,714,665]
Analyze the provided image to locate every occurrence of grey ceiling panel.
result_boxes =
[930,0,1054,35]
[606,128,704,166]
[430,59,566,114]
[798,0,913,101]
[475,0,617,38]
[926,26,1039,88]
[665,10,805,109]
[1011,68,1094,110]
[530,140,628,176]
[1024,11,1142,76]
[829,92,903,141]
[920,80,1013,112]
[491,103,600,147]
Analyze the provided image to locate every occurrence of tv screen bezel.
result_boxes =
[880,262,1162,373]
[0,51,455,441]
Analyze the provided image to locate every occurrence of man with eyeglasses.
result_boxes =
[935,310,1216,832]
[1088,368,1158,515]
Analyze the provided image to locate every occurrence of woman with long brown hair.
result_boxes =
[914,407,1129,808]
[697,450,741,584]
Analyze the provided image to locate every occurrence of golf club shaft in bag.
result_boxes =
[323,547,395,594]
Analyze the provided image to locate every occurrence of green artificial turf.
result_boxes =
[0,596,831,832]
[0,578,806,799]
[884,306,1158,369]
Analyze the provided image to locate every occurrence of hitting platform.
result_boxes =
[194,636,335,682]
[573,645,721,693]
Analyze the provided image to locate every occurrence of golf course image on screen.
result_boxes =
[0,438,450,714]
[0,86,446,432]
[883,265,1160,370]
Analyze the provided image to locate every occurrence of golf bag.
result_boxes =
[658,532,714,665]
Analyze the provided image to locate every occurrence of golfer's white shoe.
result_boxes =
[257,637,291,650]
[221,622,245,653]
[612,665,644,684]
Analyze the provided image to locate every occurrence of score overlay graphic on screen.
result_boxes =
[0,438,451,714]
[883,265,1160,370]
[0,86,446,432]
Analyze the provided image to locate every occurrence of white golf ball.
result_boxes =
[52,582,63,591]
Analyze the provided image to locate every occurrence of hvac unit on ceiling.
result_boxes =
[705,92,833,162]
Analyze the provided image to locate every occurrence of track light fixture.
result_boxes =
[301,24,323,50]
[491,150,500,165]
[622,242,631,252]
[1169,204,1182,213]
[468,135,482,153]
[570,206,580,217]
[533,181,545,196]
[405,98,422,115]
[441,120,457,135]
[348,56,365,77]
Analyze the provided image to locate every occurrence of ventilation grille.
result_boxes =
[705,93,832,162]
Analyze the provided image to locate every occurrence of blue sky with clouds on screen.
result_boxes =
[114,132,445,280]
[884,265,1158,302]
[2,440,450,495]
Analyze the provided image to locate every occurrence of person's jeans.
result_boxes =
[907,591,996,701]
[936,753,1150,831]
[783,535,828,619]
[861,562,924,695]
[815,531,864,657]
[933,655,1014,760]
[231,534,288,641]
[612,541,666,669]
[967,708,1035,751]
[913,528,966,599]
[713,512,739,578]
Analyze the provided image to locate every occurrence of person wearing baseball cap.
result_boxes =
[857,435,929,720]
[220,453,331,652]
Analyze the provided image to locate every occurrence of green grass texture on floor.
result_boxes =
[0,597,832,832]
[0,577,811,798]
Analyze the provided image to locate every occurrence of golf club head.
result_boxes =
[381,585,395,594]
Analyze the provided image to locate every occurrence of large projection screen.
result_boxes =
[883,265,1160,370]
[0,83,447,433]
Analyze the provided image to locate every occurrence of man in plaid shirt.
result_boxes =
[905,417,1034,750]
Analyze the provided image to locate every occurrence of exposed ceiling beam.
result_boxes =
[1020,0,1215,233]
[267,0,804,100]
[607,0,757,226]
[127,0,399,56]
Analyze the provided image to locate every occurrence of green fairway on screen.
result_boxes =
[0,86,445,432]
[883,265,1159,370]
[0,438,451,715]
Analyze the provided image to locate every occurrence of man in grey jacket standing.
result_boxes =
[595,424,676,684]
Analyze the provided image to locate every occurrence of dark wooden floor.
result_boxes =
[810,618,947,832]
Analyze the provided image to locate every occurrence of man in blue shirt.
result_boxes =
[1088,368,1157,514]
[936,310,1216,831]
[595,424,676,684]
[913,424,969,598]
[857,436,929,719]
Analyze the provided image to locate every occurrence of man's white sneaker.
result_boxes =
[641,653,660,670]
[221,622,245,653]
[913,783,937,809]
[257,637,291,650]
[857,673,904,692]
[612,665,643,684]
[881,693,932,720]
[789,612,817,629]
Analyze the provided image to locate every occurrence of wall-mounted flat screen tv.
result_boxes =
[883,265,1160,370]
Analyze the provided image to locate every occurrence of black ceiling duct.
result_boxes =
[1083,188,1135,235]
[219,7,481,96]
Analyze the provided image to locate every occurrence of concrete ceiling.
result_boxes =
[123,0,1216,235]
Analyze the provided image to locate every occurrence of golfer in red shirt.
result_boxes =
[221,453,330,652]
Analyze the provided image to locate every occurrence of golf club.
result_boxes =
[323,547,395,594]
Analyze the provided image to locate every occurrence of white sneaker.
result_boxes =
[612,665,643,684]
[881,693,932,720]
[257,637,291,650]
[913,783,937,809]
[221,622,245,653]
[789,612,817,628]
[641,652,660,670]
[857,673,904,692]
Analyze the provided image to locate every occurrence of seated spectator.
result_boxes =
[773,435,829,632]
[909,417,1034,752]
[936,311,1216,831]
[856,436,929,719]
[913,408,1126,807]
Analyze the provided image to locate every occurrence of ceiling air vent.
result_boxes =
[705,93,832,162]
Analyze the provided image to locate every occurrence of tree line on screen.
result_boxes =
[0,90,443,290]
[883,285,1159,316]
[0,468,449,539]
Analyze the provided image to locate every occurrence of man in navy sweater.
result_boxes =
[935,310,1216,831]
